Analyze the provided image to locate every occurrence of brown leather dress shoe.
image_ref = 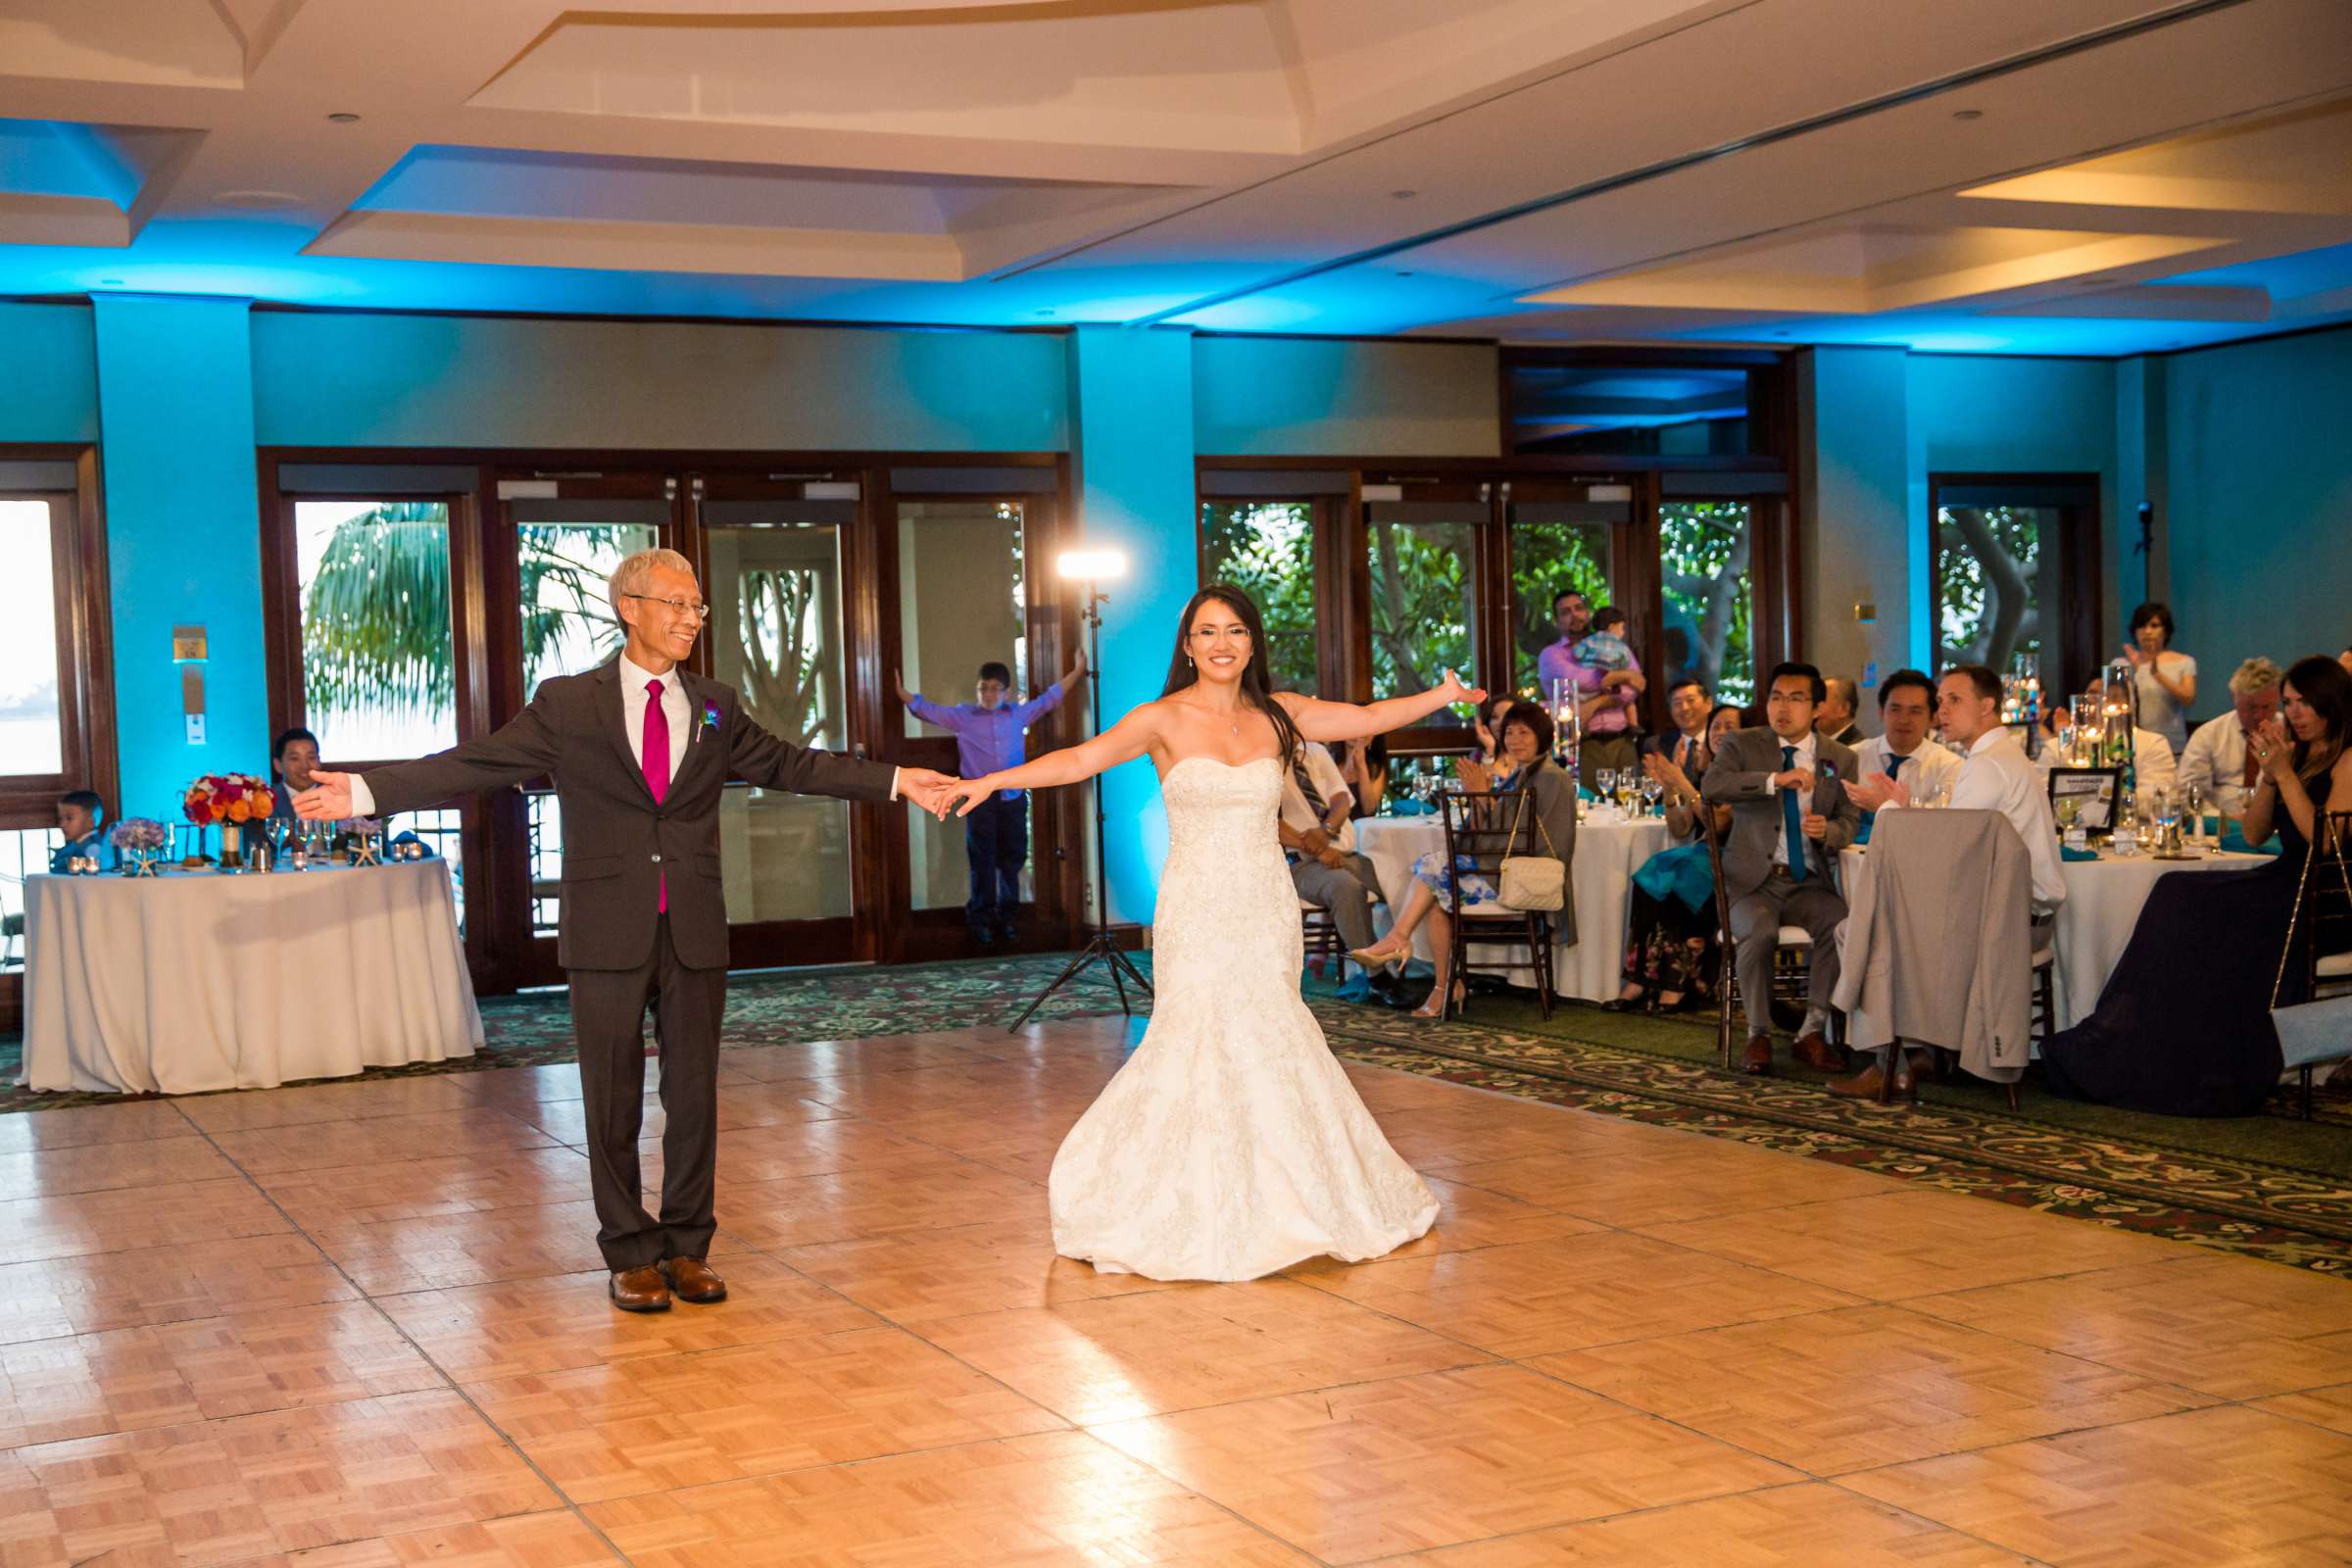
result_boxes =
[609,1264,671,1313]
[1741,1034,1773,1074]
[662,1255,728,1304]
[1792,1031,1846,1073]
[1829,1054,1918,1102]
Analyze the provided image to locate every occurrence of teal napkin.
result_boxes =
[2220,822,2281,857]
[2060,844,2100,862]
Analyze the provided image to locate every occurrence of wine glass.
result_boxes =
[1593,768,1615,812]
[2182,780,2205,846]
[1641,773,1666,818]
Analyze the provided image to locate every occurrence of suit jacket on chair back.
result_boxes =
[362,655,896,971]
[1699,726,1862,898]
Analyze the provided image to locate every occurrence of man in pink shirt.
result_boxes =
[1535,590,1644,786]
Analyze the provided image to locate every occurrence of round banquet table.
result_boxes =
[1838,841,2266,1033]
[18,859,484,1095]
[1353,810,1671,1003]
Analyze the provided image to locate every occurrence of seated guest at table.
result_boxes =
[1814,677,1865,748]
[1643,677,1717,780]
[1608,712,1740,1013]
[1851,669,1961,824]
[1279,736,1397,1002]
[1349,702,1576,1019]
[1700,663,1861,1075]
[47,789,109,873]
[2042,655,2352,1116]
[2180,658,2283,822]
[1538,589,1642,786]
[2046,678,2179,793]
[2340,647,2352,677]
[1338,733,1390,819]
[1838,664,2065,1098]
[270,727,322,824]
[1467,693,1519,763]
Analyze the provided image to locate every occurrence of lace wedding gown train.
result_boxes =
[1048,756,1439,1281]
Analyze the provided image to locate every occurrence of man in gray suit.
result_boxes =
[299,548,959,1313]
[1701,662,1862,1075]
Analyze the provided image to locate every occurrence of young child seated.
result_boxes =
[49,789,108,873]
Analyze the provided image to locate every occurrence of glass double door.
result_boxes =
[491,469,1065,986]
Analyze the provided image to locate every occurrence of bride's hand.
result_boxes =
[1435,666,1488,710]
[950,775,1002,817]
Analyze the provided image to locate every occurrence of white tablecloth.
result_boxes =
[1836,842,2264,1034]
[20,860,483,1095]
[1354,812,1671,1003]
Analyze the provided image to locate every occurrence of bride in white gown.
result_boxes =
[943,585,1485,1281]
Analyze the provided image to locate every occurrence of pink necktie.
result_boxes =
[643,679,668,911]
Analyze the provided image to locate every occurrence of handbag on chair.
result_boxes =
[1497,788,1565,912]
[2269,821,2352,1072]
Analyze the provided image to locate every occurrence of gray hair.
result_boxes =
[608,547,696,617]
[2230,656,2283,697]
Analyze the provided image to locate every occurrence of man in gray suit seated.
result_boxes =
[1701,662,1862,1075]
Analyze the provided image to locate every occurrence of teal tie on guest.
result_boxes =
[1781,744,1809,881]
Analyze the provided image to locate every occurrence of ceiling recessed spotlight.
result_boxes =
[1389,188,1418,199]
[326,111,361,122]
[1950,108,1984,122]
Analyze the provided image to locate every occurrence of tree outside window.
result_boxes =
[1936,504,2046,677]
[1367,511,1475,710]
[1660,501,1754,705]
[1509,520,1609,694]
[1200,502,1318,694]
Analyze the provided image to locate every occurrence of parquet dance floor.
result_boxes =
[3,1014,2348,1565]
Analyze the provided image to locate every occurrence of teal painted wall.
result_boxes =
[250,312,1069,452]
[1193,335,1499,457]
[2162,324,2352,686]
[1801,347,1912,689]
[0,303,99,442]
[1068,325,1198,926]
[92,295,266,822]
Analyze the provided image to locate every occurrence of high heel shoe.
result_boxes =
[1349,946,1408,977]
[1600,989,1649,1013]
[1411,980,1465,1020]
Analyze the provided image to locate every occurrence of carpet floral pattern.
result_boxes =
[5,953,2347,1274]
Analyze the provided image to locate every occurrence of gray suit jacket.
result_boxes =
[1699,726,1862,898]
[363,655,896,972]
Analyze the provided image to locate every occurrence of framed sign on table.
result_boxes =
[2048,766,2123,833]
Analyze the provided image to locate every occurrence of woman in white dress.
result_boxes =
[941,585,1483,1281]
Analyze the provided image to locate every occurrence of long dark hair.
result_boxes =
[1162,584,1303,765]
[2283,655,2352,779]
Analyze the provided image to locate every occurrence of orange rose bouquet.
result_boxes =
[182,772,277,866]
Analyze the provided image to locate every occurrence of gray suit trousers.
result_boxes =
[1292,853,1387,954]
[1729,863,1846,1037]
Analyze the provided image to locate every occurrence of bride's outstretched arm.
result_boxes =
[949,704,1161,816]
[1279,668,1486,744]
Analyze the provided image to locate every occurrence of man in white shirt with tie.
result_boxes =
[1850,668,1961,819]
[2179,657,2282,822]
[1851,663,2067,915]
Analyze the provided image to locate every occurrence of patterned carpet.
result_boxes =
[5,953,2348,1274]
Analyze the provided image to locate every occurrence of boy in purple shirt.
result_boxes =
[896,651,1088,942]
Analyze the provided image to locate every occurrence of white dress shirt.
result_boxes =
[1278,744,1357,853]
[617,652,690,786]
[2129,725,2178,797]
[1853,733,1961,803]
[1893,727,2067,912]
[1762,730,1817,871]
[2180,711,2258,817]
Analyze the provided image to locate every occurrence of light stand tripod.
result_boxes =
[1008,579,1152,1030]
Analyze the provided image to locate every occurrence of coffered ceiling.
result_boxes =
[0,0,2347,353]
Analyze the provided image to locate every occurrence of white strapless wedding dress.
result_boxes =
[1048,756,1439,1281]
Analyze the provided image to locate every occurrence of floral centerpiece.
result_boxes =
[109,816,169,875]
[183,772,275,864]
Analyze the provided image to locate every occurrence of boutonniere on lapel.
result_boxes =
[1818,760,1838,786]
[697,701,722,744]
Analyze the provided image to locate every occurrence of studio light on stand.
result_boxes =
[1008,546,1153,1030]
